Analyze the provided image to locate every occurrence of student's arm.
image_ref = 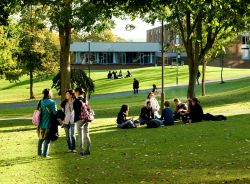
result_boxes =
[50,101,57,115]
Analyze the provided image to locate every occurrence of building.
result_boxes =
[147,25,250,68]
[70,42,161,68]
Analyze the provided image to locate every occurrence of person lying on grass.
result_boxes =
[116,104,137,129]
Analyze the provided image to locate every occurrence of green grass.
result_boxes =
[1,75,250,183]
[0,66,250,103]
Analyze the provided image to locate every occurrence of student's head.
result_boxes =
[42,88,52,99]
[153,84,156,88]
[74,87,84,97]
[147,92,154,99]
[164,101,170,107]
[174,98,180,106]
[146,100,151,109]
[120,104,129,113]
[192,98,200,105]
[65,89,75,100]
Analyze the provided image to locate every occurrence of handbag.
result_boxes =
[32,110,40,126]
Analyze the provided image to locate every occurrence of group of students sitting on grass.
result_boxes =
[116,92,226,129]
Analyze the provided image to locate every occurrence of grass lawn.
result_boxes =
[1,76,250,183]
[0,66,250,103]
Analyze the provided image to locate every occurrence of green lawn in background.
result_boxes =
[0,66,250,103]
[1,76,250,183]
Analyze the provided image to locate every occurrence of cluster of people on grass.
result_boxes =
[116,92,226,129]
[36,87,92,158]
[107,70,132,79]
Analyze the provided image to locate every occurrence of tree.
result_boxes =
[93,0,249,98]
[33,0,114,101]
[52,69,94,97]
[15,4,59,99]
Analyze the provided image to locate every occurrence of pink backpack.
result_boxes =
[79,101,94,122]
[32,110,40,126]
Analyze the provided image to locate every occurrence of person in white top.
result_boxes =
[61,89,76,153]
[144,92,160,118]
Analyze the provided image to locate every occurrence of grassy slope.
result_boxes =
[0,66,250,103]
[1,76,250,183]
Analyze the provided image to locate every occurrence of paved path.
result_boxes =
[0,76,248,110]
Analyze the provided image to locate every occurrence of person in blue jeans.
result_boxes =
[160,101,174,126]
[116,104,137,129]
[37,89,57,158]
[61,89,76,153]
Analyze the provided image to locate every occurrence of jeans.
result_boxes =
[77,120,91,154]
[64,123,76,150]
[38,139,50,157]
[117,120,136,129]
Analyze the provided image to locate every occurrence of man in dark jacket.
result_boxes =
[173,98,187,120]
[133,78,139,94]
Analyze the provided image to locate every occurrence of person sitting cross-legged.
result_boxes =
[116,104,137,129]
[138,101,162,128]
[160,101,174,126]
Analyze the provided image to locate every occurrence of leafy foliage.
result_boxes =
[52,69,95,96]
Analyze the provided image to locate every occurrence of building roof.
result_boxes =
[70,42,161,52]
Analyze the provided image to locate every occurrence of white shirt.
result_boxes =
[64,101,75,124]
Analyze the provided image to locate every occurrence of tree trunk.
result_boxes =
[29,69,35,99]
[201,61,207,96]
[59,26,71,102]
[187,62,198,98]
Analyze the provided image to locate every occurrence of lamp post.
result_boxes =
[87,40,91,78]
[176,51,181,85]
[161,19,165,110]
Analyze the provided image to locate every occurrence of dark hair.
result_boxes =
[174,98,180,102]
[164,101,170,107]
[192,98,200,104]
[42,88,52,99]
[147,92,154,99]
[120,104,129,113]
[66,89,75,99]
[75,87,84,95]
[146,100,151,105]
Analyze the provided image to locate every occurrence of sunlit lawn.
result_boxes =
[1,77,250,183]
[0,66,250,103]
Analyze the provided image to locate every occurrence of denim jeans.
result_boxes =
[64,123,76,150]
[77,120,91,154]
[117,120,136,129]
[38,139,50,157]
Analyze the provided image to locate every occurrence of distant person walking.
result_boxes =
[196,70,201,85]
[133,78,139,94]
[37,89,57,158]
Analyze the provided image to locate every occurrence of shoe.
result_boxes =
[78,152,84,156]
[83,151,90,155]
[68,150,72,153]
[72,150,77,153]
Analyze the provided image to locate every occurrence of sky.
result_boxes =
[112,18,161,42]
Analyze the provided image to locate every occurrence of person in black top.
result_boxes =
[188,98,204,123]
[173,98,188,120]
[196,70,201,85]
[116,104,137,129]
[107,71,112,79]
[138,101,162,128]
[133,78,139,94]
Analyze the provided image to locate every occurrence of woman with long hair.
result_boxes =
[37,89,57,158]
[116,104,137,129]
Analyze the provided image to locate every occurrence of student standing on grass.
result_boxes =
[74,87,91,156]
[160,101,174,126]
[116,104,137,128]
[37,89,57,158]
[145,92,160,118]
[61,89,76,153]
[133,78,139,94]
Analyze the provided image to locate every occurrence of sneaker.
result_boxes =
[72,150,77,153]
[68,150,72,153]
[83,151,90,155]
